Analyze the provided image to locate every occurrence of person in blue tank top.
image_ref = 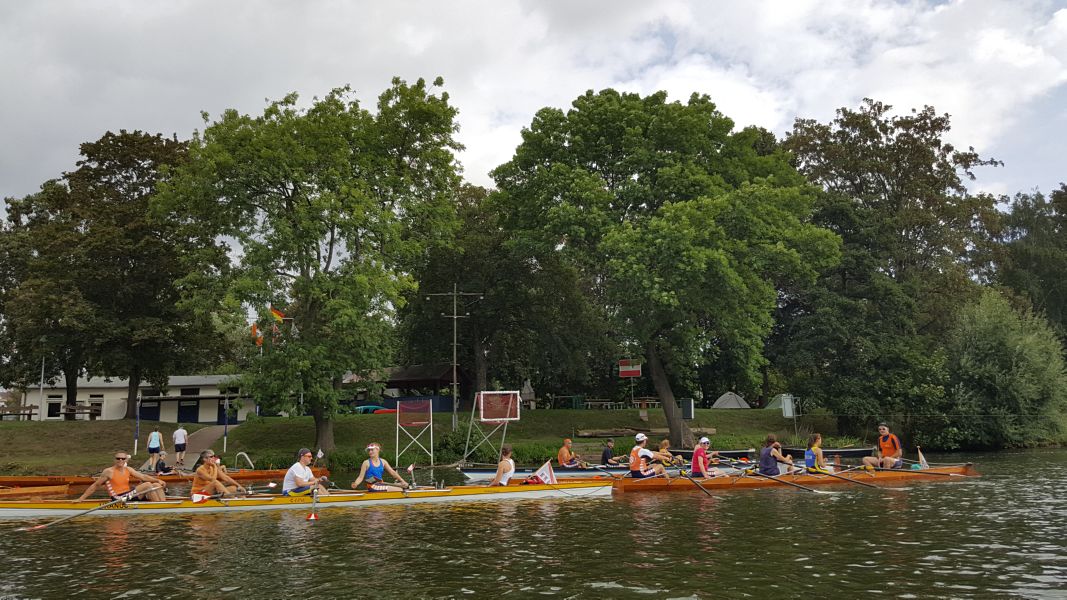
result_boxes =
[804,433,833,474]
[351,442,410,492]
[757,434,794,476]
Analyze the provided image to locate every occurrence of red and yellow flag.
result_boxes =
[270,307,285,322]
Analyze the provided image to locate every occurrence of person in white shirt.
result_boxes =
[282,448,328,496]
[488,445,516,487]
[172,425,189,467]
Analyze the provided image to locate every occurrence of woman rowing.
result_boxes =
[351,442,410,492]
[804,433,833,474]
[690,436,723,479]
[757,434,794,476]
[488,445,516,486]
[655,439,684,467]
[191,449,246,497]
[629,433,673,479]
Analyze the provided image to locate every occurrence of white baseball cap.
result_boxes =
[698,437,710,445]
[635,433,648,442]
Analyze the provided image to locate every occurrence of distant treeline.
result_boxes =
[1,79,1064,451]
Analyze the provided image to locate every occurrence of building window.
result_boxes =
[180,387,200,397]
[47,402,61,418]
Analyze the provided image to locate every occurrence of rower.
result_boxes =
[488,445,516,486]
[77,451,166,502]
[628,433,672,479]
[691,437,723,478]
[804,433,833,474]
[863,423,903,469]
[656,438,684,467]
[600,439,621,466]
[757,434,793,476]
[284,447,330,496]
[557,438,584,468]
[191,449,246,497]
[351,442,409,492]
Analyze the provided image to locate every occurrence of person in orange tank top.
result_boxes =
[863,423,904,469]
[76,452,166,502]
[628,433,673,479]
[190,449,246,497]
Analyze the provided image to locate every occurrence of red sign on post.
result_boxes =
[618,359,642,378]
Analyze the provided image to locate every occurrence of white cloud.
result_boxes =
[1,0,1065,205]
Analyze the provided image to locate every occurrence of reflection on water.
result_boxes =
[1,450,1065,599]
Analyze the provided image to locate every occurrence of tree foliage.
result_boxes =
[159,78,461,451]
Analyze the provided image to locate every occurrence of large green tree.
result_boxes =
[493,89,840,446]
[159,79,461,451]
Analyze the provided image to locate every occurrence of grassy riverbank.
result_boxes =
[0,408,850,474]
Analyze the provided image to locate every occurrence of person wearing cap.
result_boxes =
[628,433,673,479]
[690,437,723,479]
[77,451,167,502]
[556,438,584,468]
[154,450,177,475]
[600,439,621,466]
[351,442,409,492]
[863,423,903,469]
[191,449,246,497]
[283,448,329,496]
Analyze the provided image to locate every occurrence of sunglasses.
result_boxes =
[114,456,128,460]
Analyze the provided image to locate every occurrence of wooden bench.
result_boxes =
[59,405,102,420]
[0,406,37,421]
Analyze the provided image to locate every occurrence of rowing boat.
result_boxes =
[0,480,613,518]
[0,484,70,498]
[460,464,741,482]
[0,467,329,488]
[609,464,979,492]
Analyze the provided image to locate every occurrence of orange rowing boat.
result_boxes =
[0,484,71,497]
[0,467,329,488]
[609,464,978,492]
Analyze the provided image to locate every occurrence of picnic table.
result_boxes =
[0,406,37,421]
[59,405,102,420]
[583,399,625,410]
[630,398,661,409]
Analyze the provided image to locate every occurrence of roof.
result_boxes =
[344,363,469,388]
[42,374,240,391]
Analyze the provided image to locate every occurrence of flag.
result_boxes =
[251,323,263,347]
[270,307,285,322]
[529,460,558,485]
[191,493,212,503]
[316,449,324,459]
[406,464,414,473]
[917,446,930,469]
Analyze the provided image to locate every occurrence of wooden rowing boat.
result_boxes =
[0,467,329,488]
[0,484,70,498]
[0,480,613,518]
[609,464,979,492]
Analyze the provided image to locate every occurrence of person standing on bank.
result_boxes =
[172,424,189,467]
[146,426,165,471]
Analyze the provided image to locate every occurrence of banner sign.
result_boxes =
[618,359,642,378]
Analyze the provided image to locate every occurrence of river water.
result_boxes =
[0,449,1064,599]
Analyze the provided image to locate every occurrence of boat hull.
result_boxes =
[0,484,70,498]
[0,468,329,488]
[610,464,979,492]
[461,465,740,482]
[0,480,613,518]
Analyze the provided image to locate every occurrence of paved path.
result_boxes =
[137,424,236,470]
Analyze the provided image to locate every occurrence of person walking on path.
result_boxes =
[146,426,165,471]
[172,424,189,467]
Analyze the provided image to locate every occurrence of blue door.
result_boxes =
[177,400,199,424]
[139,401,160,421]
[216,399,238,425]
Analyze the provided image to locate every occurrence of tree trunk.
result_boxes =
[473,336,488,393]
[124,364,142,419]
[647,342,693,448]
[63,361,80,421]
[312,402,335,454]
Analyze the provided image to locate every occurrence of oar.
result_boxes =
[593,465,623,480]
[19,485,163,532]
[681,472,718,498]
[743,469,833,494]
[805,468,884,489]
[307,488,319,521]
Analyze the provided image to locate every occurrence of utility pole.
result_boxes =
[426,283,483,430]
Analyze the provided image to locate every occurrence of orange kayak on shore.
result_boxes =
[609,464,979,492]
[0,484,71,498]
[0,467,329,488]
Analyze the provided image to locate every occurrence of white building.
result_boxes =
[22,375,256,424]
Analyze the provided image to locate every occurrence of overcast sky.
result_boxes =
[1,0,1065,206]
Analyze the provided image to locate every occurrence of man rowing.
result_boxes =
[283,447,330,496]
[77,452,166,502]
[557,438,585,468]
[757,434,794,476]
[351,442,409,492]
[863,422,903,469]
[690,436,723,478]
[804,433,833,474]
[191,449,246,497]
[628,433,673,479]
[600,439,621,466]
